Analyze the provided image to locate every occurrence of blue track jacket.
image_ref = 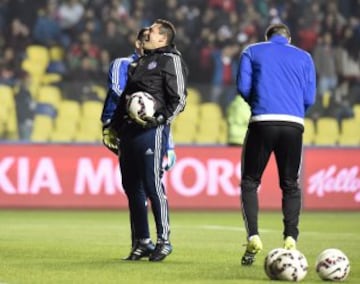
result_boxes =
[101,53,138,125]
[237,35,316,125]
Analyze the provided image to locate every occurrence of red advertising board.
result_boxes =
[303,148,360,210]
[0,144,359,210]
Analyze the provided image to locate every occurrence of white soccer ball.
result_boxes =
[264,248,288,280]
[315,248,350,281]
[265,249,308,281]
[127,91,155,121]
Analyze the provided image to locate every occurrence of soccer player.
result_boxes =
[101,27,177,255]
[110,19,188,262]
[236,23,316,265]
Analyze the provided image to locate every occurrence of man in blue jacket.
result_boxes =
[236,23,316,265]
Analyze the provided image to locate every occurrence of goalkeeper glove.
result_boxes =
[143,113,166,128]
[164,149,176,171]
[102,127,119,155]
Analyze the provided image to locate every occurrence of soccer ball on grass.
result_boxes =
[264,248,308,281]
[315,248,350,281]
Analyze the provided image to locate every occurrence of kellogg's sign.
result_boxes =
[304,148,360,210]
[0,145,359,210]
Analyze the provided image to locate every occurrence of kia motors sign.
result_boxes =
[0,145,359,210]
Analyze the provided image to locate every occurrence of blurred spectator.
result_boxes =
[5,18,30,53]
[0,63,16,86]
[14,71,35,140]
[66,31,101,70]
[7,0,46,31]
[226,95,250,146]
[210,42,240,110]
[64,56,102,101]
[99,20,128,60]
[32,2,69,47]
[327,79,354,122]
[58,0,84,39]
[313,32,338,95]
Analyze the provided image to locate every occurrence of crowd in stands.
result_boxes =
[0,0,360,142]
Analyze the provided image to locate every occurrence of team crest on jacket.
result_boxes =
[147,61,157,70]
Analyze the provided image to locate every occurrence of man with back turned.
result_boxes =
[236,23,316,265]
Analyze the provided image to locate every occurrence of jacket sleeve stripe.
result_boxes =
[168,54,186,121]
[111,58,128,97]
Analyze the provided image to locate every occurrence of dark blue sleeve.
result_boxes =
[100,58,130,125]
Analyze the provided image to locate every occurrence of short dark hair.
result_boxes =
[136,27,149,41]
[265,23,290,40]
[154,19,176,44]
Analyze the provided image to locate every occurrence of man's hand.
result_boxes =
[143,113,166,128]
[102,127,119,155]
[128,113,147,127]
[164,149,176,171]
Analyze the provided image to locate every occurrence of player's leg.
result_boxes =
[274,125,303,248]
[120,136,154,260]
[141,125,173,261]
[240,123,275,265]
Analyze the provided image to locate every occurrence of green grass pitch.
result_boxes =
[0,210,359,284]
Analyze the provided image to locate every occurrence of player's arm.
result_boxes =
[101,58,130,125]
[237,48,253,103]
[101,58,131,154]
[161,54,188,123]
[304,53,316,112]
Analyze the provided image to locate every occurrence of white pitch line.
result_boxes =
[173,225,358,237]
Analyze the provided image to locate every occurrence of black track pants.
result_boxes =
[120,124,170,242]
[240,122,303,240]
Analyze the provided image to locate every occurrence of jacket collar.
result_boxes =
[269,35,289,44]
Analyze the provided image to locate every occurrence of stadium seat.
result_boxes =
[51,118,78,142]
[57,100,81,122]
[199,102,223,120]
[194,119,223,144]
[171,103,200,144]
[218,119,228,144]
[172,119,197,144]
[36,85,62,109]
[50,100,81,142]
[338,118,360,146]
[353,104,360,122]
[74,100,103,142]
[21,59,47,77]
[0,85,18,139]
[30,114,54,142]
[22,45,50,77]
[303,118,315,145]
[186,87,202,105]
[91,85,107,101]
[192,102,224,144]
[41,73,62,85]
[74,119,102,142]
[81,100,103,119]
[26,45,49,67]
[313,117,340,146]
[49,45,65,61]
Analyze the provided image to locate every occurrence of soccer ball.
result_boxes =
[127,91,155,121]
[315,248,350,281]
[264,248,288,280]
[265,249,308,281]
